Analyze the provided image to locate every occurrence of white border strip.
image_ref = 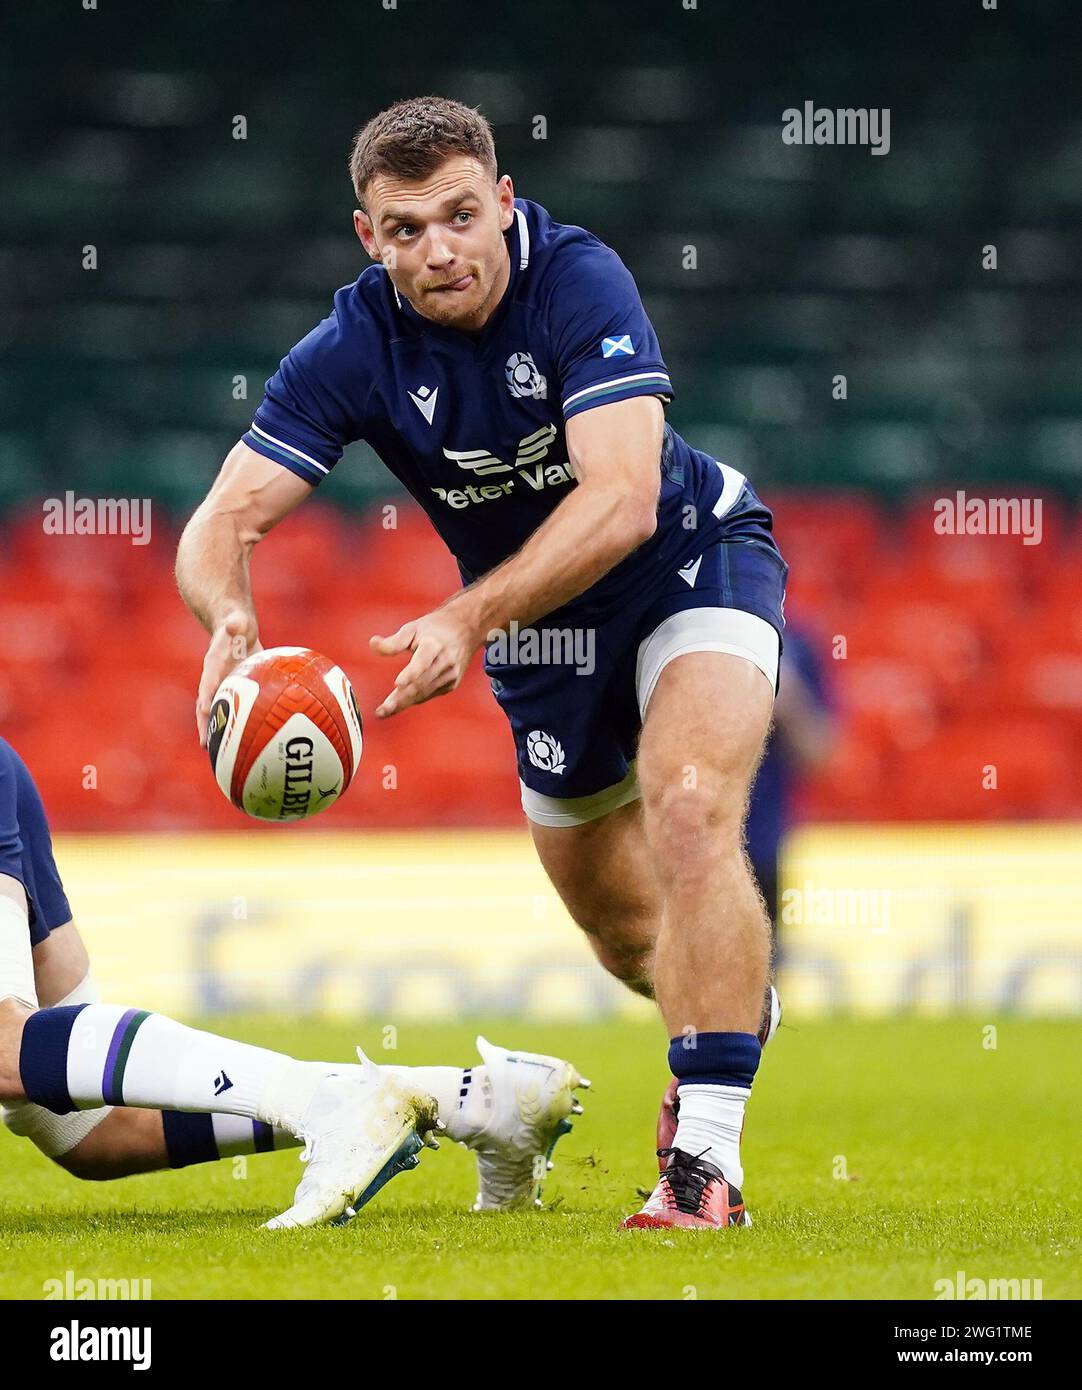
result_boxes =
[520,763,641,828]
[635,608,780,717]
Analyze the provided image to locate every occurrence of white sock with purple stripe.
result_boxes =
[209,1113,292,1157]
[20,1005,491,1157]
[19,1004,332,1136]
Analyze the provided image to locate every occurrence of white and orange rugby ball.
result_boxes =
[207,647,363,821]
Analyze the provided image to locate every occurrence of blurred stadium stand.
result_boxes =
[2,0,1080,828]
[2,492,1080,828]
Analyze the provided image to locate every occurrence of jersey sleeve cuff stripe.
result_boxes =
[243,430,327,482]
[562,371,673,413]
[248,424,330,474]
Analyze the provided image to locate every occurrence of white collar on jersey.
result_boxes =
[388,205,530,310]
[514,205,530,270]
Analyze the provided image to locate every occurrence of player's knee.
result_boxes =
[2,1099,113,1176]
[593,939,654,996]
[641,777,744,867]
[566,901,655,995]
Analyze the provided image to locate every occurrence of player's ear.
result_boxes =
[496,174,515,231]
[353,209,379,260]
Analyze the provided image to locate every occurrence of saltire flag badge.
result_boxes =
[601,334,635,357]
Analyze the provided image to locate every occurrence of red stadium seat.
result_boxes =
[840,657,940,750]
[838,596,984,710]
[797,726,889,821]
[890,717,1078,820]
[4,494,1080,829]
[334,505,462,609]
[767,490,887,592]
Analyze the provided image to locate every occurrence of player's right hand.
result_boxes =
[196,609,262,746]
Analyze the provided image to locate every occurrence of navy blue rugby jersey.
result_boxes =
[243,197,747,621]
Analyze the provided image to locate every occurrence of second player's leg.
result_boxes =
[21,923,587,1212]
[15,923,174,1178]
[25,923,322,1179]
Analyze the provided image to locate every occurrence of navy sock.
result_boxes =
[668,1031,761,1088]
[19,1005,87,1113]
[161,1112,221,1168]
[161,1112,278,1168]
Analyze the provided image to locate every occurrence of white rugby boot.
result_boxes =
[263,1049,439,1230]
[466,1035,590,1212]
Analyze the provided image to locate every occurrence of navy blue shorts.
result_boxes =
[0,738,72,945]
[484,478,788,827]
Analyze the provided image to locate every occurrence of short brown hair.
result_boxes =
[349,96,497,212]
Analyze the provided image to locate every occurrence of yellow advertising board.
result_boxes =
[53,830,634,1020]
[52,824,1082,1019]
[779,823,1082,1015]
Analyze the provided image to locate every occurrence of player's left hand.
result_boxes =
[370,606,480,718]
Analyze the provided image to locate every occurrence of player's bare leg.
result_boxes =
[530,775,780,1033]
[529,651,780,1229]
[0,877,34,1095]
[638,651,775,1036]
[529,800,660,996]
[618,649,774,1229]
[0,995,32,1094]
[529,652,776,1228]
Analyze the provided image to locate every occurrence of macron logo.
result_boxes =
[677,555,702,588]
[409,384,439,424]
[213,1071,233,1096]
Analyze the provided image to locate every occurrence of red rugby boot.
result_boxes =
[622,1147,750,1230]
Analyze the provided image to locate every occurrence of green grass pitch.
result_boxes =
[2,1017,1078,1300]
